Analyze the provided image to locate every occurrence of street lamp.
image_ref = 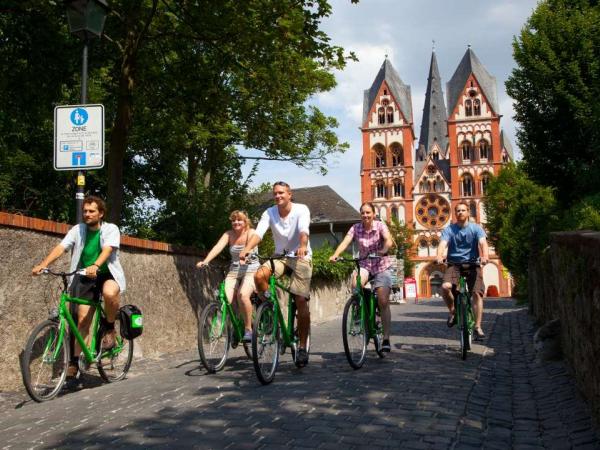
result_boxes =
[65,0,108,222]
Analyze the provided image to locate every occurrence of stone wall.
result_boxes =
[0,219,350,392]
[528,231,600,423]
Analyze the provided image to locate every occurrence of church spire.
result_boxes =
[446,47,498,115]
[362,58,413,127]
[418,51,448,159]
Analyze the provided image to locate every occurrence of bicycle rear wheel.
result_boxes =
[198,303,230,373]
[21,320,69,402]
[342,296,367,369]
[98,316,134,382]
[252,302,280,384]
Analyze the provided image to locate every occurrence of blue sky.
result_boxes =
[241,0,539,209]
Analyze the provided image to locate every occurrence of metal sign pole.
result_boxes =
[75,39,89,224]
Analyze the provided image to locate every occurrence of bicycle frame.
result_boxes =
[267,275,297,348]
[260,257,298,349]
[52,291,105,363]
[451,264,476,336]
[213,281,246,342]
[352,269,378,340]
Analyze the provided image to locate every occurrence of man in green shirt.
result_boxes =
[32,196,126,378]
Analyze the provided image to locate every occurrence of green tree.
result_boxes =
[387,217,414,277]
[484,164,558,298]
[506,0,600,205]
[0,0,354,243]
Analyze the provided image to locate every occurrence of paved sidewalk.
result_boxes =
[1,299,598,449]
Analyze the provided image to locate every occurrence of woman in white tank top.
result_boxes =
[197,210,259,341]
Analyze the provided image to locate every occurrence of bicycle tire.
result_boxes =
[374,302,385,358]
[342,296,367,369]
[98,316,134,382]
[252,302,280,385]
[21,320,69,402]
[198,303,230,373]
[290,305,311,368]
[458,295,469,360]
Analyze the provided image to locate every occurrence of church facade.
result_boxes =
[359,48,513,297]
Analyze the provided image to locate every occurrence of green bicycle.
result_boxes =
[21,268,133,402]
[447,261,478,360]
[252,255,311,385]
[336,256,385,369]
[197,276,256,373]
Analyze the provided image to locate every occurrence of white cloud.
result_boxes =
[243,0,538,207]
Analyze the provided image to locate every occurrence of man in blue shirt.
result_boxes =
[436,201,489,339]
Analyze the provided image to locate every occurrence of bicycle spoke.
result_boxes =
[198,303,230,373]
[342,297,367,369]
[21,320,68,402]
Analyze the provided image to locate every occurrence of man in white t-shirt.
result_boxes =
[240,181,312,366]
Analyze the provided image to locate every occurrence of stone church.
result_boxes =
[360,47,513,297]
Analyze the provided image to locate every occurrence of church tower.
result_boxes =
[359,48,513,298]
[359,58,415,224]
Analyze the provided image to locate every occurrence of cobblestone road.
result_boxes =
[1,299,599,449]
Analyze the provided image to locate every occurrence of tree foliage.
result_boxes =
[484,164,559,298]
[0,0,353,250]
[387,217,414,277]
[506,0,600,205]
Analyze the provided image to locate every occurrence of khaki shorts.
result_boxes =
[224,270,256,303]
[265,257,313,299]
[443,265,485,296]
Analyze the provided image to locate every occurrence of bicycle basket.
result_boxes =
[119,304,143,339]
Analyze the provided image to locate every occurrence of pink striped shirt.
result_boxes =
[346,220,391,274]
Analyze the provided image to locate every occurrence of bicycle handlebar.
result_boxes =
[331,254,384,263]
[256,253,299,261]
[39,268,87,277]
[443,259,482,268]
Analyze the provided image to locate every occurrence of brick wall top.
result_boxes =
[551,231,600,256]
[0,211,203,256]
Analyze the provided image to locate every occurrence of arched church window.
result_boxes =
[502,152,509,163]
[479,140,490,160]
[462,141,473,161]
[393,180,404,197]
[481,172,491,194]
[378,107,385,125]
[390,143,403,166]
[387,107,394,123]
[474,99,481,116]
[391,206,398,220]
[434,177,444,192]
[465,99,473,116]
[461,174,474,197]
[432,150,439,160]
[470,201,477,219]
[374,145,386,168]
[375,182,386,198]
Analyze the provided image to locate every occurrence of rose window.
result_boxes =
[416,194,450,228]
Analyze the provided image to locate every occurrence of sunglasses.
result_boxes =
[273,181,290,188]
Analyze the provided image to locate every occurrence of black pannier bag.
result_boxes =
[119,304,143,339]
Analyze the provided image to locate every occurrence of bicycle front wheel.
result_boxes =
[98,317,134,382]
[21,320,69,402]
[342,296,367,369]
[458,295,470,360]
[252,302,280,385]
[198,303,230,373]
